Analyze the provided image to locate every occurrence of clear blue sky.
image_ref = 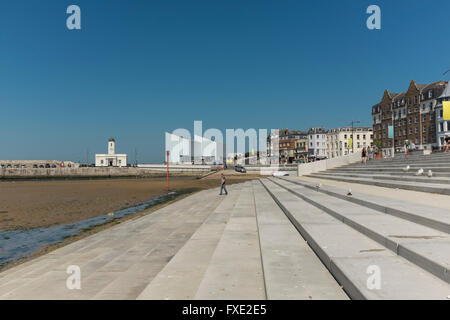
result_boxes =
[1,0,449,163]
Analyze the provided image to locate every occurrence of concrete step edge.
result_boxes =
[269,178,450,284]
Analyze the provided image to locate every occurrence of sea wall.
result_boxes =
[0,165,212,179]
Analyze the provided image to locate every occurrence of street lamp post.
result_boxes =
[350,120,360,154]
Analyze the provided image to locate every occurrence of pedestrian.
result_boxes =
[404,140,409,158]
[361,147,367,164]
[444,135,450,152]
[367,146,372,161]
[219,173,228,195]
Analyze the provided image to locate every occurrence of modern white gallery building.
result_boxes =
[165,132,224,164]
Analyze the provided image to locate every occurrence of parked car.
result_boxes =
[33,164,38,168]
[272,171,289,177]
[51,164,57,168]
[45,164,50,168]
[234,165,246,173]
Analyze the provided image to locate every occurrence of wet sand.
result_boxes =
[0,172,260,231]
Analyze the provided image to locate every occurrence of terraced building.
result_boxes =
[371,80,448,156]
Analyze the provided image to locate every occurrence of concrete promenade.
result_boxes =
[1,176,449,299]
[0,181,347,300]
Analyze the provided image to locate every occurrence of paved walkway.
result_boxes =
[0,181,347,300]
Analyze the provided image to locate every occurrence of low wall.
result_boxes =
[0,166,212,179]
[297,152,361,176]
[137,164,212,172]
[243,165,297,172]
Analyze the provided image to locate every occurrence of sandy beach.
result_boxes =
[0,171,261,231]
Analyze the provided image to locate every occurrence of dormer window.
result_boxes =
[428,90,433,99]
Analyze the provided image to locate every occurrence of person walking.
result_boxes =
[444,135,450,152]
[361,147,367,164]
[367,146,373,161]
[404,140,410,158]
[219,173,228,195]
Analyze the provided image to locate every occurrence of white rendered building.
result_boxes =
[436,83,450,149]
[95,138,127,167]
[308,127,327,159]
[327,127,373,159]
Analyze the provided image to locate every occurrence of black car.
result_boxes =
[234,165,246,173]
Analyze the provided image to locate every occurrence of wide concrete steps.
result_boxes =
[279,177,450,234]
[260,179,450,299]
[350,160,450,167]
[270,177,450,283]
[316,172,450,185]
[331,168,450,176]
[309,173,450,195]
[138,180,347,300]
[365,153,450,163]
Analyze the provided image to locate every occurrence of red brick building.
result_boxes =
[372,80,447,155]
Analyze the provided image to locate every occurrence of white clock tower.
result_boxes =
[108,138,116,155]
